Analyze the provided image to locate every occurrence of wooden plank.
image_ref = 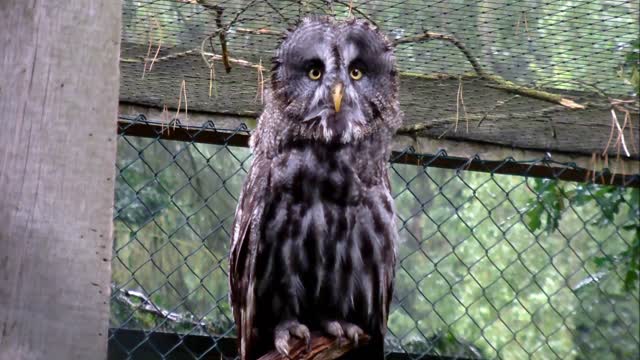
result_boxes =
[0,1,121,359]
[117,42,639,158]
[118,103,639,175]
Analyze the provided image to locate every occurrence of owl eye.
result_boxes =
[308,68,322,80]
[350,68,363,80]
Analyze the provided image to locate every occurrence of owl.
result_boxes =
[229,16,402,360]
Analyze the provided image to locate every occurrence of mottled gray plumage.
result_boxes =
[229,16,402,360]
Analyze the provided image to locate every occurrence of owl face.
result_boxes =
[271,17,399,143]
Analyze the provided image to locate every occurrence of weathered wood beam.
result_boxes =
[117,45,638,158]
[0,1,121,359]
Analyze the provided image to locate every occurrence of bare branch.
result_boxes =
[112,286,207,327]
[393,31,585,110]
[333,0,378,26]
[235,27,282,36]
[394,32,485,76]
[214,6,231,73]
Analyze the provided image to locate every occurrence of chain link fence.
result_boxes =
[108,115,639,360]
[113,0,639,358]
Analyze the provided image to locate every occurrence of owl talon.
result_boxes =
[274,320,310,357]
[322,320,344,338]
[304,334,312,353]
[340,321,364,346]
[322,320,363,346]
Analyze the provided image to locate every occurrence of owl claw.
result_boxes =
[322,320,363,346]
[322,320,344,338]
[292,325,311,353]
[274,320,310,357]
[340,321,364,346]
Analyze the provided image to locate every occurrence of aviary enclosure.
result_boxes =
[1,1,638,360]
[109,1,639,359]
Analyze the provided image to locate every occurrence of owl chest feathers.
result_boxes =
[254,137,396,332]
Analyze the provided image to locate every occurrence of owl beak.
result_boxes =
[332,82,344,113]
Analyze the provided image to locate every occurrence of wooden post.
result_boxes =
[0,1,121,359]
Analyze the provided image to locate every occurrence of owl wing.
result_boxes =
[229,155,271,360]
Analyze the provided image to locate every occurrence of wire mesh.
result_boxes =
[113,0,640,358]
[119,0,640,157]
[109,115,639,360]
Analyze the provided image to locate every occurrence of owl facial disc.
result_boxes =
[271,16,399,143]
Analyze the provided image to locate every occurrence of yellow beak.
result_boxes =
[332,82,344,113]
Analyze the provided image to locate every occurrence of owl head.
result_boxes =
[269,17,401,144]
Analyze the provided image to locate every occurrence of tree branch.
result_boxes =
[213,6,231,73]
[258,334,370,360]
[397,105,566,134]
[332,0,378,26]
[394,32,485,76]
[235,27,283,36]
[393,31,585,110]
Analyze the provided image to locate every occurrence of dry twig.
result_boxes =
[143,18,163,78]
[256,58,265,104]
[454,75,468,132]
[604,100,636,157]
[333,0,378,26]
[612,108,630,157]
[209,59,217,98]
[174,79,189,126]
[235,27,282,36]
[113,286,207,328]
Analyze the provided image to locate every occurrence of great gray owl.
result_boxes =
[229,16,402,360]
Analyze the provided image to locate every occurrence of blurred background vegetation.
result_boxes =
[111,134,639,359]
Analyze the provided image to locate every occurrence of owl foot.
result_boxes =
[274,320,311,358]
[321,320,364,347]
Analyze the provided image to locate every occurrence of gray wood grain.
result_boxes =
[0,1,121,359]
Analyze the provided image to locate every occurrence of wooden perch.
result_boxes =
[258,333,370,360]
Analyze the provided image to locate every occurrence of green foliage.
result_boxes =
[525,178,565,234]
[572,273,640,359]
[618,38,640,94]
[525,179,640,292]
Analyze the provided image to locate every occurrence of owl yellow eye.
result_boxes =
[350,68,363,80]
[308,68,322,80]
